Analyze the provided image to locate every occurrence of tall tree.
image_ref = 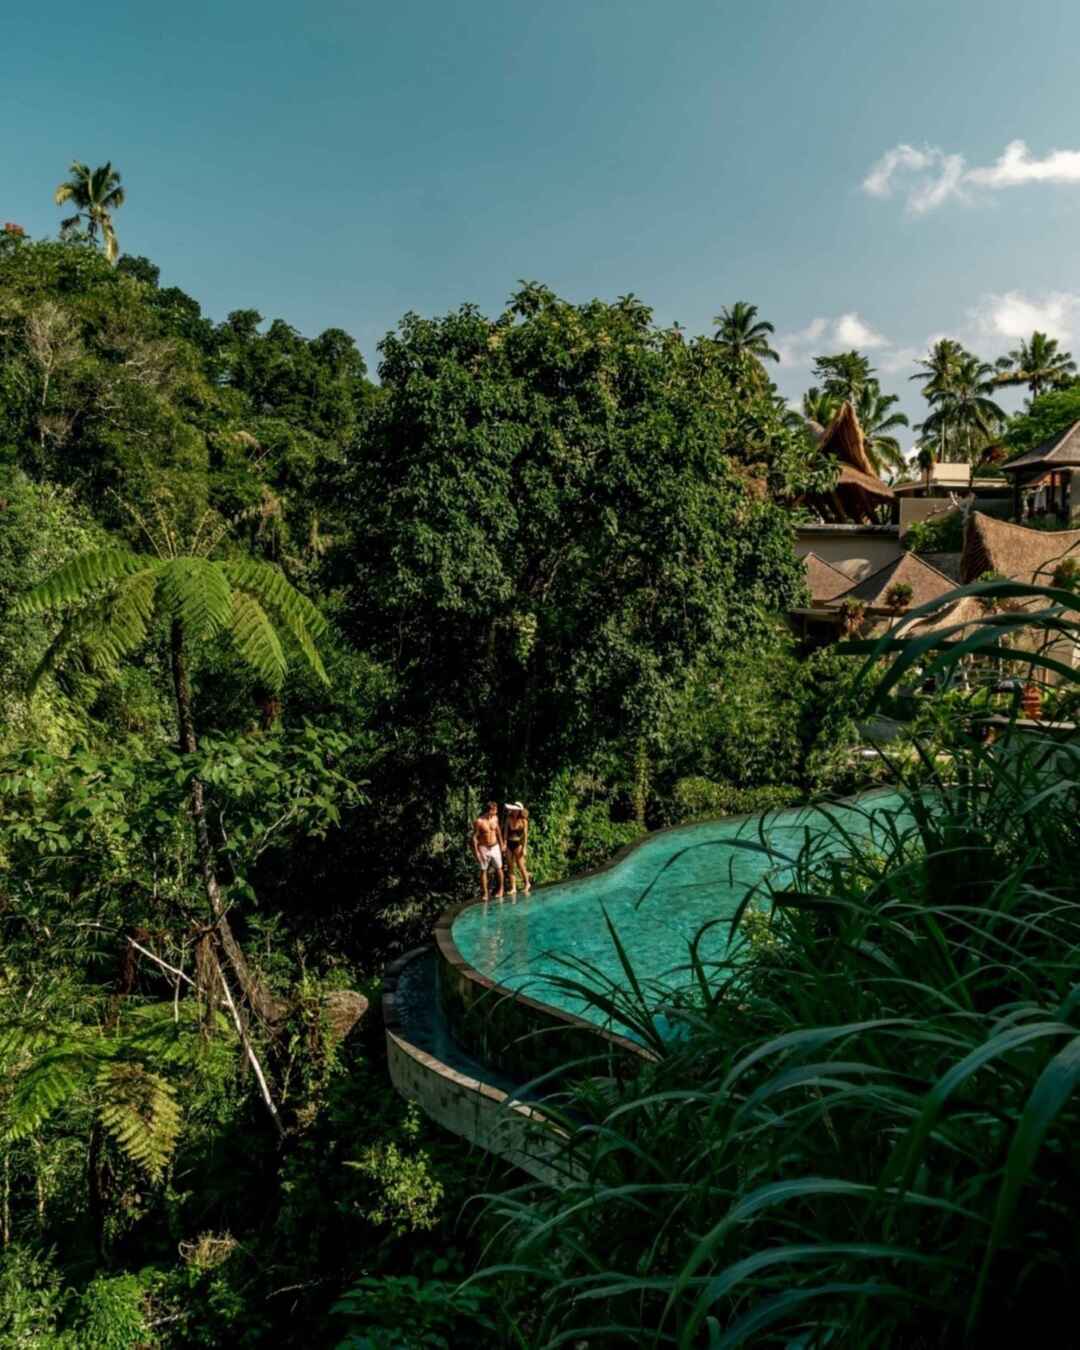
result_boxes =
[16,526,329,1072]
[993,331,1077,399]
[54,162,126,264]
[853,382,909,477]
[713,301,779,387]
[918,353,1005,462]
[910,338,966,459]
[801,386,837,429]
[812,351,875,404]
[345,286,806,809]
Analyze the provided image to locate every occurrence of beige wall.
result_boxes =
[898,498,956,533]
[795,528,903,581]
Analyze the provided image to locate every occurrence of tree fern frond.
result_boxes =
[2,1045,100,1142]
[222,560,328,684]
[124,1002,232,1064]
[230,590,287,690]
[16,550,147,615]
[96,1062,181,1180]
[155,558,233,643]
[28,593,121,692]
[0,1021,69,1066]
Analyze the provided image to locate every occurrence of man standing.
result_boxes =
[472,801,505,901]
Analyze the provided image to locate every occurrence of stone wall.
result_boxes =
[435,907,652,1084]
[382,949,577,1185]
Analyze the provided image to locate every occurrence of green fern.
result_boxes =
[96,1062,181,1181]
[3,1043,100,1142]
[1,1005,209,1179]
[17,546,329,692]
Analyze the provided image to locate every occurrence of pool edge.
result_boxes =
[436,785,901,1072]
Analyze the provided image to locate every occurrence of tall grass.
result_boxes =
[472,579,1080,1347]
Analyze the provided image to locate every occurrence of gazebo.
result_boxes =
[1000,420,1080,523]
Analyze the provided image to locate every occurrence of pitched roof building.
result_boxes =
[802,550,854,604]
[808,401,894,524]
[961,511,1080,584]
[825,550,957,615]
[1001,420,1080,522]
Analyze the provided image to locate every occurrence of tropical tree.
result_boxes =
[812,350,875,404]
[994,331,1077,399]
[916,444,935,491]
[801,386,837,429]
[910,339,967,459]
[918,353,1005,462]
[910,338,965,398]
[54,161,126,264]
[713,301,778,387]
[854,382,909,477]
[15,516,329,1128]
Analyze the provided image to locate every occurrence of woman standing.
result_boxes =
[504,802,531,896]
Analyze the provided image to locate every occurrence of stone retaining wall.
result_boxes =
[382,949,577,1185]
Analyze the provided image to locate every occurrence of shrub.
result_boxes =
[884,580,913,612]
[670,777,800,821]
[904,507,964,554]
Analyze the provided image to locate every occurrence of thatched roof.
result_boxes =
[961,511,1080,584]
[828,550,956,612]
[803,551,854,604]
[819,401,893,491]
[920,551,963,582]
[1002,420,1080,475]
[865,594,985,643]
[808,401,894,524]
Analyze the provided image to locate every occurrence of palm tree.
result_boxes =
[17,520,329,1131]
[812,351,876,404]
[916,444,935,492]
[854,382,910,477]
[918,353,1005,463]
[713,301,778,386]
[801,386,838,430]
[54,161,126,264]
[910,339,967,459]
[993,331,1077,399]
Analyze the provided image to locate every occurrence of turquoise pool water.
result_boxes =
[452,792,910,1029]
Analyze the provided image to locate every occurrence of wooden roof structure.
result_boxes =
[827,550,956,614]
[811,401,894,523]
[961,511,1080,585]
[1001,420,1080,485]
[802,551,854,604]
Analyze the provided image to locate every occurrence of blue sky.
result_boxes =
[6,0,1080,438]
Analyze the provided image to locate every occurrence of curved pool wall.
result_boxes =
[435,908,653,1080]
[441,790,909,1056]
[383,947,584,1184]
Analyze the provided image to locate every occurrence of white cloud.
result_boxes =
[970,290,1080,344]
[834,312,888,348]
[862,144,937,197]
[967,139,1080,188]
[861,143,967,214]
[776,313,889,367]
[862,138,1080,214]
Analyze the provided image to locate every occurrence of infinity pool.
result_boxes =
[452,791,910,1028]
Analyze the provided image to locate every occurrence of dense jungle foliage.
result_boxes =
[4,216,1078,1346]
[0,227,879,1346]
